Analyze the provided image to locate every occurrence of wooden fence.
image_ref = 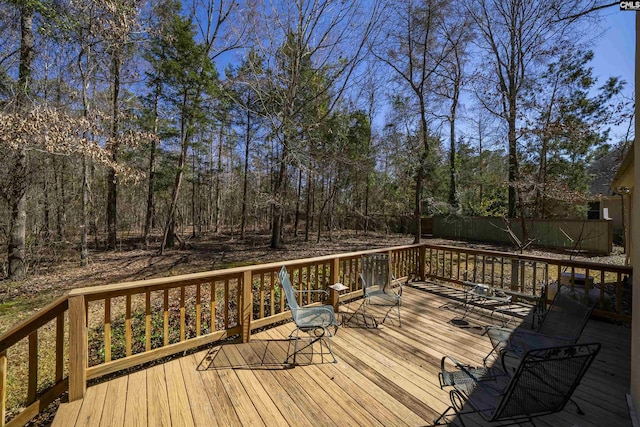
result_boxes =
[0,242,631,426]
[433,217,613,254]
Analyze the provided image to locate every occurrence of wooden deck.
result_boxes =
[53,283,632,426]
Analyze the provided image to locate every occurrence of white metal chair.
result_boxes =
[357,254,402,327]
[279,266,338,364]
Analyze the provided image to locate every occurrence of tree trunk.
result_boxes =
[304,170,311,242]
[143,90,159,247]
[240,103,251,240]
[270,142,287,248]
[507,97,518,218]
[8,4,35,280]
[414,98,429,244]
[294,168,302,237]
[80,156,89,266]
[214,123,224,234]
[43,166,51,243]
[413,166,423,244]
[191,150,197,238]
[448,80,459,209]
[107,47,121,249]
[54,157,64,240]
[161,92,190,254]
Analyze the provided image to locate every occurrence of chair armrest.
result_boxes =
[441,356,481,379]
[292,287,330,297]
[441,356,504,397]
[389,272,403,296]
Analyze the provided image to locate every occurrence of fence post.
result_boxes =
[241,271,253,343]
[69,295,87,402]
[419,245,426,280]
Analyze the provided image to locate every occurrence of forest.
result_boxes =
[0,0,634,281]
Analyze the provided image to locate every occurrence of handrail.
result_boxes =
[0,296,68,353]
[422,243,632,274]
[0,241,631,426]
[0,296,69,427]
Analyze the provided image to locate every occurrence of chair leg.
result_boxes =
[323,334,338,364]
[286,328,301,365]
[433,405,456,426]
[569,398,585,415]
[286,327,337,365]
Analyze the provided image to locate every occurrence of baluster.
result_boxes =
[224,279,230,328]
[125,295,132,356]
[585,268,591,305]
[196,284,202,336]
[27,331,37,404]
[145,292,151,351]
[180,286,186,341]
[600,271,606,308]
[259,274,265,319]
[242,271,253,343]
[56,313,64,382]
[616,272,623,315]
[269,273,275,316]
[104,298,111,362]
[211,282,216,332]
[0,351,5,427]
[163,290,169,346]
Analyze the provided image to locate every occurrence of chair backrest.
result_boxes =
[360,254,391,294]
[537,289,595,340]
[279,266,300,319]
[493,343,600,421]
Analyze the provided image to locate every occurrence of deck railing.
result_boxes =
[0,242,631,426]
[423,244,632,322]
[0,296,68,427]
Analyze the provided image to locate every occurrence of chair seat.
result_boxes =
[440,366,488,387]
[296,308,337,332]
[366,289,401,305]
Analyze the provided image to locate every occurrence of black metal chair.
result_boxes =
[434,343,601,426]
[483,287,595,366]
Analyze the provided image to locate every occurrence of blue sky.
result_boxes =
[591,9,635,142]
[594,9,634,83]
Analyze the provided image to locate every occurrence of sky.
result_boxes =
[584,8,634,142]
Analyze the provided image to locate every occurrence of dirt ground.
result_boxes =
[0,230,628,334]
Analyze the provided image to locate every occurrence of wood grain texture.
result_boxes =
[124,370,147,427]
[99,376,128,427]
[68,295,87,402]
[53,285,633,427]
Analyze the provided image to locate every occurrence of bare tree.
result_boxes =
[244,0,381,248]
[371,0,452,243]
[433,10,473,210]
[465,0,585,218]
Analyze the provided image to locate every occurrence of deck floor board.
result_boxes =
[54,283,632,427]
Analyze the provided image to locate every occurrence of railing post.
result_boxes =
[510,260,520,291]
[241,271,253,343]
[0,351,6,427]
[419,245,426,280]
[330,258,341,312]
[69,295,87,402]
